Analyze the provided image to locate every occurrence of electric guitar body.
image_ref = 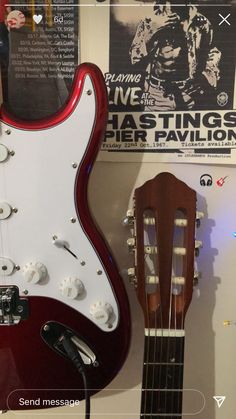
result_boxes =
[0,63,130,410]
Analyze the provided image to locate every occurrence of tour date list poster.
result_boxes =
[100,0,236,164]
[6,0,79,119]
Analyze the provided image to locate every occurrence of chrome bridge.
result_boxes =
[0,286,29,325]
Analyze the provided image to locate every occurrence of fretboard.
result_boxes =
[140,333,185,418]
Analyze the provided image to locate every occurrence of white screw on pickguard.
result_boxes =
[22,262,47,284]
[59,277,84,299]
[90,302,114,325]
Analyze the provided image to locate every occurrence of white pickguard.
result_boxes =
[0,75,119,332]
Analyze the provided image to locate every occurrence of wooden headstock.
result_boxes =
[125,172,203,331]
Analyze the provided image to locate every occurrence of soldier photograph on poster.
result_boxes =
[107,0,235,113]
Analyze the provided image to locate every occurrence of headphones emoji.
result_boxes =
[200,174,213,187]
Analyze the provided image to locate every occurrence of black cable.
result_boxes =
[80,369,90,419]
[59,333,90,419]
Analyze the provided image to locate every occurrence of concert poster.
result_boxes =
[1,0,79,119]
[99,0,236,164]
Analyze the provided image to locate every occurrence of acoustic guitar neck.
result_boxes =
[125,172,204,418]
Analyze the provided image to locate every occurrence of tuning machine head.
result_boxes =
[127,237,136,252]
[193,271,200,287]
[122,209,135,227]
[194,240,203,257]
[196,211,204,228]
[127,267,137,287]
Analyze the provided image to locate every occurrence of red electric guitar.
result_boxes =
[0,63,130,411]
[125,172,203,418]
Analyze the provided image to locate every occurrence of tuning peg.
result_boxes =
[194,240,202,257]
[196,211,204,228]
[193,271,199,286]
[143,217,188,227]
[175,218,187,227]
[127,267,137,287]
[127,237,136,252]
[122,209,135,226]
[146,276,186,285]
[143,217,155,226]
[144,245,157,254]
[127,267,135,277]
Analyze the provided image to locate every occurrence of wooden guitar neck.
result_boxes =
[141,335,185,418]
[125,172,203,418]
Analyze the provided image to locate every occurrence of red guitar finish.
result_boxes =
[0,64,130,411]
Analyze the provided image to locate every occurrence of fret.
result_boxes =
[144,363,184,366]
[142,389,183,392]
[141,414,182,417]
[140,413,182,419]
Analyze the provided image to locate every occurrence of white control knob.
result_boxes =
[59,277,84,299]
[0,144,9,163]
[22,262,47,284]
[0,202,12,220]
[0,257,15,276]
[90,302,114,325]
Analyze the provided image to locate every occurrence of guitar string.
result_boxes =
[142,215,151,419]
[171,214,187,418]
[171,275,178,419]
[176,297,185,416]
[149,273,156,417]
[154,212,164,419]
[170,235,178,419]
[176,214,189,416]
[143,253,147,417]
[143,215,151,418]
[163,219,174,418]
[156,277,163,418]
[150,212,159,418]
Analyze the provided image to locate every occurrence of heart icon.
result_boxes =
[33,14,43,24]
